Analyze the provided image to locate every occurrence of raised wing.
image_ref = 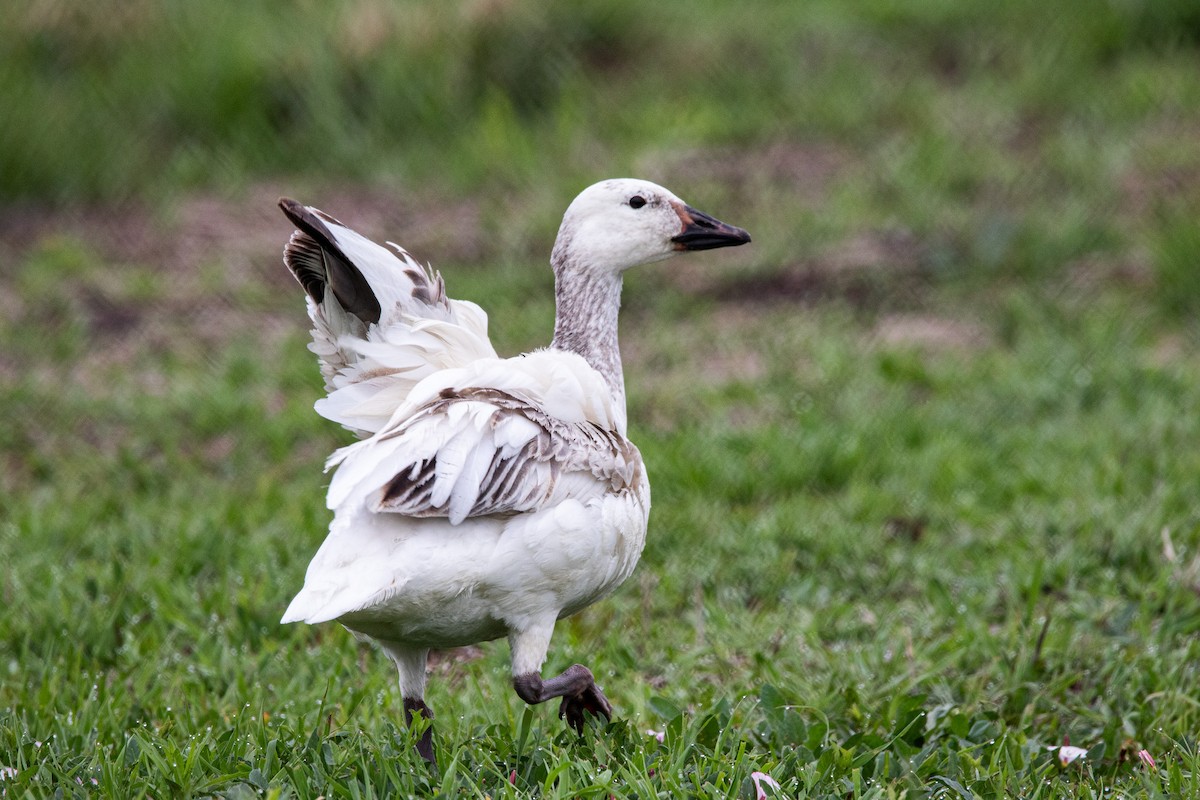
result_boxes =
[279,199,497,435]
[326,386,643,526]
[279,198,458,322]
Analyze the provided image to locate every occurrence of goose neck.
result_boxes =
[549,259,626,405]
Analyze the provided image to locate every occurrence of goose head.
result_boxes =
[551,178,751,276]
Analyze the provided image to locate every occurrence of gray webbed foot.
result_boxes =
[514,663,612,734]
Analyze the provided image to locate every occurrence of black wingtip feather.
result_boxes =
[283,231,328,304]
[278,198,382,325]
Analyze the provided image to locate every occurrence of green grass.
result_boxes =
[3,242,1199,796]
[3,0,1200,796]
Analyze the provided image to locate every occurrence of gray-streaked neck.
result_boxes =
[549,256,626,407]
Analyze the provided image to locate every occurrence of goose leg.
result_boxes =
[509,620,613,733]
[379,642,435,764]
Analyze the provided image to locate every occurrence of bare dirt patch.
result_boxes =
[873,314,990,351]
[0,182,489,384]
[644,139,853,207]
[696,228,930,310]
[1118,122,1200,218]
[0,182,484,279]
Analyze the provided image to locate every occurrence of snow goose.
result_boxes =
[278,179,750,763]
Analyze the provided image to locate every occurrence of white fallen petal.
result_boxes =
[1053,745,1088,766]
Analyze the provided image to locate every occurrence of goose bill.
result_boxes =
[670,203,751,251]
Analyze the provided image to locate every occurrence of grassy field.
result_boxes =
[3,1,1200,797]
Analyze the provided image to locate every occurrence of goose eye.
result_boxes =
[628,196,647,209]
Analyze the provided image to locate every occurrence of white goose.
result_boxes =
[278,179,750,762]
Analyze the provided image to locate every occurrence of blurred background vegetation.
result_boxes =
[3,0,1199,304]
[2,0,1200,795]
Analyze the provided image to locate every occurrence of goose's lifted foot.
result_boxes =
[513,664,613,734]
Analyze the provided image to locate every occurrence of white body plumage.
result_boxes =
[282,351,651,668]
